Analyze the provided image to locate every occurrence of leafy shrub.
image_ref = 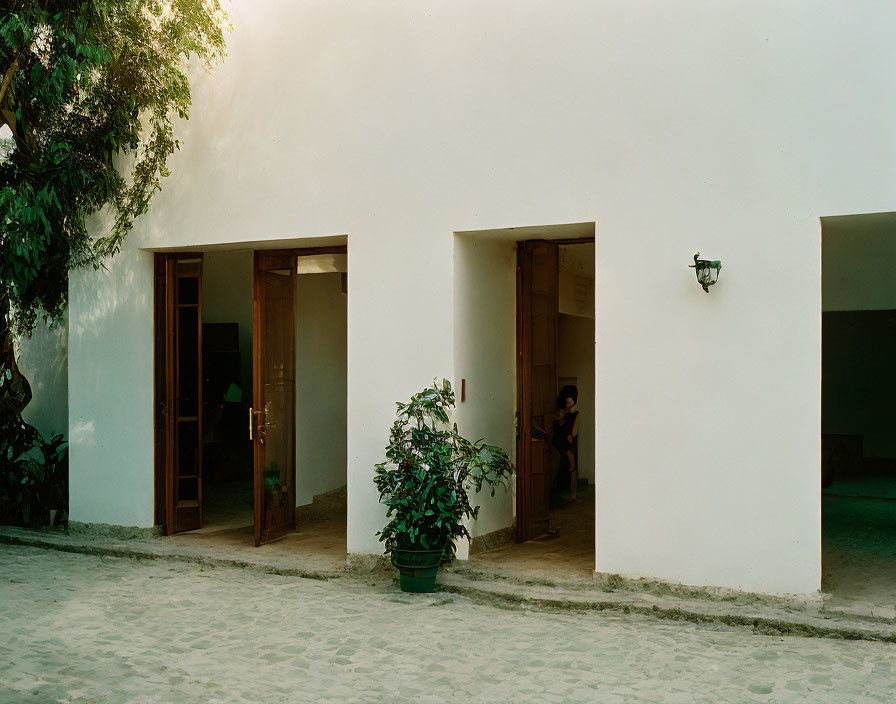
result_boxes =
[374,379,513,563]
[0,418,68,528]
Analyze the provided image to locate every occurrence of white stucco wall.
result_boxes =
[453,236,517,541]
[18,318,69,440]
[69,244,155,528]
[295,273,347,506]
[65,0,896,593]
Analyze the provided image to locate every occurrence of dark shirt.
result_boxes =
[552,411,578,454]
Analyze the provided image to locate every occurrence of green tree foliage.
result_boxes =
[1,0,226,334]
[0,1,226,525]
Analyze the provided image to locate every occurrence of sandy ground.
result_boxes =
[0,545,894,703]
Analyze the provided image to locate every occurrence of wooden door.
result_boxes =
[253,251,297,546]
[155,253,203,534]
[516,241,558,542]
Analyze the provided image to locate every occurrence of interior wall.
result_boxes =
[559,243,595,319]
[201,250,254,397]
[295,272,348,506]
[453,236,516,541]
[559,273,595,319]
[822,214,896,460]
[822,311,896,458]
[18,317,69,439]
[822,213,896,312]
[558,314,595,484]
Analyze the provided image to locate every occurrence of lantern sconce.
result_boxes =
[689,252,722,293]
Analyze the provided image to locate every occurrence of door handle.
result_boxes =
[250,408,271,444]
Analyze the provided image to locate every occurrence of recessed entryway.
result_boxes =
[153,243,348,555]
[821,212,896,615]
[453,222,595,579]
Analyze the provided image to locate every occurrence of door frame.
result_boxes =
[515,237,594,542]
[154,244,348,542]
[153,252,204,535]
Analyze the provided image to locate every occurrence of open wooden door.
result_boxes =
[252,251,297,546]
[516,241,558,542]
[154,253,203,535]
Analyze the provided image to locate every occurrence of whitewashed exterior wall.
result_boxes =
[62,0,896,594]
[18,319,68,440]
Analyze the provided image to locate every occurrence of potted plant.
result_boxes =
[374,379,513,592]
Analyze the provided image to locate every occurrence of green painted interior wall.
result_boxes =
[822,213,896,464]
[822,311,896,458]
[822,213,896,312]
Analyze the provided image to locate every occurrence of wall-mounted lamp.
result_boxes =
[689,252,722,293]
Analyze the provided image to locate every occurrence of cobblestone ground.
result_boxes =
[0,546,894,704]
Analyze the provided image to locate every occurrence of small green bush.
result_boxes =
[0,417,68,528]
[374,379,513,563]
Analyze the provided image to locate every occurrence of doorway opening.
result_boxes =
[153,244,347,557]
[452,222,595,580]
[199,251,254,534]
[515,240,595,552]
[821,212,896,614]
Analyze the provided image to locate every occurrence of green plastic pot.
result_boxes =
[391,547,443,593]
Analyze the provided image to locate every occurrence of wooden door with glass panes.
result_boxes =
[155,253,203,534]
[252,250,297,546]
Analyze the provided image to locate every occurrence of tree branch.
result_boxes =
[0,55,19,116]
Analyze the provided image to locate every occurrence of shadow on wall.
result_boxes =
[18,317,69,439]
[67,230,154,454]
[295,272,348,507]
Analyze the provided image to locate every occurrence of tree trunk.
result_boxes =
[0,294,32,422]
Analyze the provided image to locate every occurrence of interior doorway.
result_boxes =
[516,239,595,545]
[153,245,348,550]
[198,250,254,534]
[821,213,896,614]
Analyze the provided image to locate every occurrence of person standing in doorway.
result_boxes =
[551,385,579,498]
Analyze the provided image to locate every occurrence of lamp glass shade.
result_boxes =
[690,253,722,291]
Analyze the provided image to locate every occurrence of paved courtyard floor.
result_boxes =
[822,494,896,615]
[1,545,894,703]
[469,491,594,580]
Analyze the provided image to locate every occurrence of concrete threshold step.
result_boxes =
[435,573,896,644]
[3,526,893,643]
[0,527,340,582]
